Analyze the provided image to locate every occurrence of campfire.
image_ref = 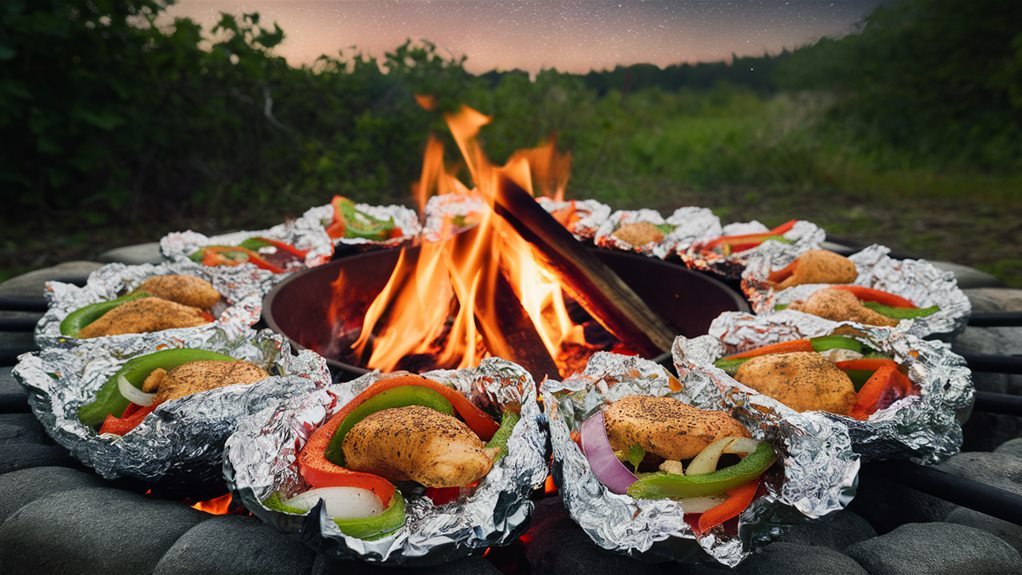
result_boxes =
[323,105,675,380]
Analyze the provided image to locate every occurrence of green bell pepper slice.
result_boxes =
[59,291,151,337]
[264,489,406,540]
[863,302,940,320]
[626,441,777,499]
[77,348,237,428]
[485,410,520,462]
[334,197,397,240]
[323,386,455,466]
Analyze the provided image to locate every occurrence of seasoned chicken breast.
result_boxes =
[137,275,221,310]
[604,395,750,461]
[734,351,857,414]
[145,360,269,402]
[613,222,665,246]
[342,405,495,488]
[78,297,210,338]
[774,250,857,290]
[788,288,898,327]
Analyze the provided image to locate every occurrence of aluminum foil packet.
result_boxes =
[160,215,335,271]
[224,358,548,565]
[595,207,721,259]
[297,201,421,249]
[34,260,272,348]
[742,243,971,339]
[679,220,825,279]
[542,352,858,567]
[13,327,330,484]
[422,192,489,242]
[536,197,612,240]
[674,311,973,464]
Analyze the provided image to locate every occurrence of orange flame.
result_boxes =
[543,475,558,495]
[192,493,233,515]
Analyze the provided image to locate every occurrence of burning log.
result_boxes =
[493,174,677,356]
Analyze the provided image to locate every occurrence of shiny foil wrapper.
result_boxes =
[542,352,858,567]
[743,243,971,339]
[224,358,548,565]
[536,197,612,240]
[422,193,489,242]
[595,207,721,259]
[675,311,973,464]
[298,202,421,249]
[34,260,271,348]
[12,327,330,483]
[679,220,825,279]
[160,216,335,271]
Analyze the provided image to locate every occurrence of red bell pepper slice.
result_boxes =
[722,339,814,361]
[98,401,161,436]
[848,364,915,420]
[767,259,799,284]
[835,358,901,373]
[200,246,285,274]
[829,286,917,308]
[250,237,309,259]
[703,219,797,251]
[696,479,760,534]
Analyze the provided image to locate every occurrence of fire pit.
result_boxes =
[263,246,748,381]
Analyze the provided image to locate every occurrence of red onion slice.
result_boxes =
[581,411,638,494]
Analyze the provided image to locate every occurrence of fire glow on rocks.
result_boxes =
[327,105,648,379]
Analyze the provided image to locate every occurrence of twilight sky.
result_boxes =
[166,0,891,73]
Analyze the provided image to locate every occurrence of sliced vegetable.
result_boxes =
[848,364,915,420]
[677,495,727,514]
[326,196,401,241]
[580,411,638,494]
[191,246,285,274]
[264,489,406,540]
[626,441,776,500]
[117,374,155,407]
[696,479,760,534]
[863,302,940,320]
[702,220,798,255]
[687,436,747,476]
[59,291,150,337]
[239,237,309,260]
[283,486,385,520]
[485,410,521,462]
[722,339,814,361]
[625,445,646,472]
[714,336,863,375]
[810,336,863,354]
[98,401,160,436]
[829,285,916,308]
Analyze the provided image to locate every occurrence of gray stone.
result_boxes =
[847,471,954,533]
[0,443,77,473]
[0,413,50,446]
[0,486,203,575]
[98,242,164,265]
[154,515,315,575]
[0,332,37,365]
[727,543,866,575]
[946,506,1022,554]
[0,466,105,522]
[0,366,29,413]
[965,288,1022,312]
[777,511,876,550]
[845,522,1022,575]
[0,261,102,297]
[311,555,501,575]
[937,451,1022,496]
[995,438,1022,457]
[931,261,1004,289]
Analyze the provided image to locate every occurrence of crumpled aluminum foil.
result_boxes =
[542,352,859,567]
[679,220,825,279]
[595,207,721,259]
[742,243,972,339]
[422,193,489,242]
[674,311,973,464]
[536,197,612,240]
[13,327,330,484]
[224,358,548,566]
[160,215,335,271]
[34,260,272,348]
[297,202,421,249]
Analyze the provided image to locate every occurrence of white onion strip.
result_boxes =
[284,487,385,520]
[118,374,155,407]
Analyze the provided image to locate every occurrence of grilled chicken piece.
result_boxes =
[774,250,858,290]
[145,360,269,402]
[77,297,211,338]
[788,288,898,327]
[342,405,495,488]
[603,396,750,461]
[734,351,857,414]
[136,275,221,310]
[613,222,666,246]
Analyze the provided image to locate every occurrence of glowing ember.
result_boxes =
[192,493,233,515]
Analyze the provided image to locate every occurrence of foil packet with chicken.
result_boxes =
[595,207,721,259]
[678,219,825,279]
[673,311,973,464]
[542,352,858,567]
[421,192,490,242]
[13,327,329,484]
[297,196,421,250]
[225,358,548,565]
[743,243,971,339]
[35,261,270,348]
[536,197,612,241]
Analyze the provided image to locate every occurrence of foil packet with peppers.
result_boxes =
[13,327,329,484]
[160,215,335,273]
[742,243,972,339]
[542,352,859,567]
[298,198,421,249]
[594,207,721,259]
[673,311,973,464]
[34,260,269,348]
[225,358,548,565]
[536,197,612,241]
[678,219,825,279]
[421,193,490,242]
